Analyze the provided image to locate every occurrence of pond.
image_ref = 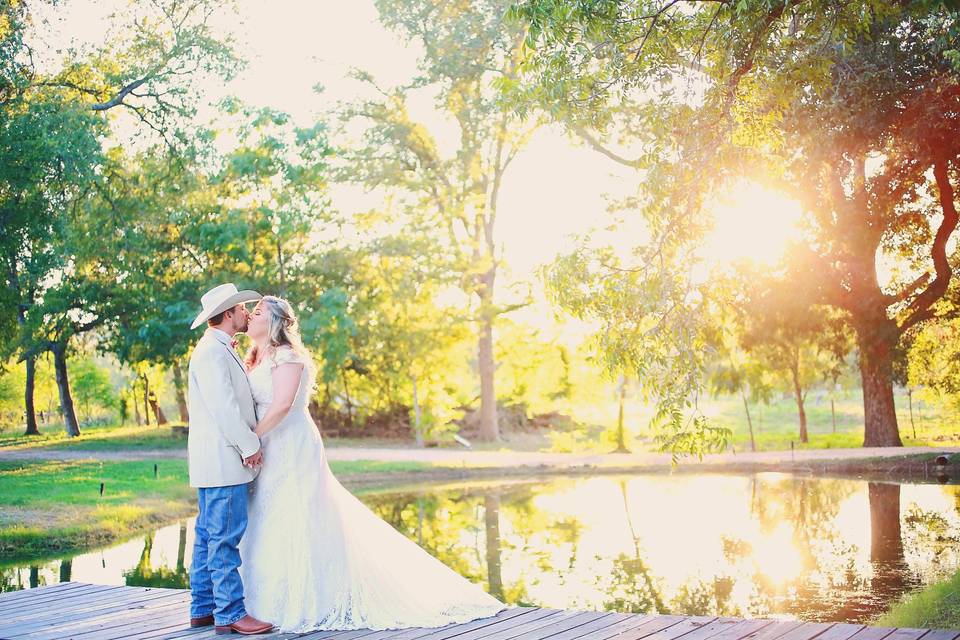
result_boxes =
[4,473,960,623]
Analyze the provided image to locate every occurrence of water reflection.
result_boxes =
[3,474,960,623]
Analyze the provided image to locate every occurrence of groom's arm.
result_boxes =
[193,350,261,459]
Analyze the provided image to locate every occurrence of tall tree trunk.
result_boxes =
[149,395,168,425]
[907,388,916,439]
[790,359,808,444]
[177,521,187,573]
[412,372,423,447]
[858,329,902,447]
[51,341,80,437]
[740,388,756,452]
[133,381,142,426]
[869,482,903,562]
[23,355,39,436]
[141,374,151,427]
[614,374,630,452]
[831,398,836,433]
[484,492,504,600]
[9,263,39,435]
[341,367,354,428]
[477,274,499,441]
[172,362,189,422]
[868,482,909,607]
[59,559,72,583]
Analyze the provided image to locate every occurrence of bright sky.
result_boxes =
[33,0,807,337]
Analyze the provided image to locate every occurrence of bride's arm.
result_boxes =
[253,362,304,438]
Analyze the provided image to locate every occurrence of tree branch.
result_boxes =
[572,125,644,168]
[900,158,959,332]
[90,77,150,111]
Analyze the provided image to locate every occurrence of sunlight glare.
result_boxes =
[700,180,804,267]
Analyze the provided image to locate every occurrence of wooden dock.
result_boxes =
[0,583,957,640]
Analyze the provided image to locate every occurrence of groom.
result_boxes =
[187,283,274,635]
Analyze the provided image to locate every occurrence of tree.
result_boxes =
[706,335,772,453]
[515,0,960,448]
[338,0,539,440]
[0,98,102,436]
[1,0,244,437]
[71,357,116,423]
[104,101,333,421]
[735,267,851,445]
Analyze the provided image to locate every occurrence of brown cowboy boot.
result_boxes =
[214,614,275,635]
[190,614,215,627]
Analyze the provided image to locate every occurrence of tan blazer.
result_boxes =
[187,328,261,488]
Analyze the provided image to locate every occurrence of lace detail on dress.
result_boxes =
[239,352,504,632]
[267,345,303,368]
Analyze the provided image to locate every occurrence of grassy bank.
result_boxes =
[876,570,960,630]
[3,389,960,457]
[0,458,434,564]
[0,422,189,452]
[700,388,960,452]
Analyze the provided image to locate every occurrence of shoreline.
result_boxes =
[3,450,959,567]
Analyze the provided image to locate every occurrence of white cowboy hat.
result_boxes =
[190,283,262,330]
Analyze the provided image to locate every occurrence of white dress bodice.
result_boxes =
[247,346,311,419]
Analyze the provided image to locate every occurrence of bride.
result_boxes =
[238,295,505,633]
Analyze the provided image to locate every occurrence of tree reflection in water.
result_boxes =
[5,475,960,624]
[124,521,190,589]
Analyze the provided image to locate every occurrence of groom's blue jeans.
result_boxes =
[190,483,249,626]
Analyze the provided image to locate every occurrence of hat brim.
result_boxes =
[190,290,262,329]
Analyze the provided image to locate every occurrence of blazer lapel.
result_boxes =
[205,329,252,391]
[222,342,247,372]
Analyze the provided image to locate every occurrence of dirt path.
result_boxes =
[2,444,958,468]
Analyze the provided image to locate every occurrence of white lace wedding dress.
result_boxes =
[238,346,505,633]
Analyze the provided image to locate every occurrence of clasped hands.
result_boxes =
[243,448,264,469]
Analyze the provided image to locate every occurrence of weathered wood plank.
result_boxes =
[846,628,896,640]
[67,600,219,640]
[0,585,132,613]
[920,631,960,640]
[698,619,775,640]
[0,590,188,634]
[356,608,561,640]
[0,585,181,626]
[530,611,638,640]
[883,630,931,640]
[10,595,191,640]
[639,617,723,640]
[352,606,543,640]
[0,585,958,640]
[810,625,867,640]
[769,623,836,640]
[4,590,190,636]
[576,614,671,640]
[740,621,804,640]
[0,581,89,603]
[507,610,616,640]
[608,616,694,640]
[0,583,119,611]
[851,628,900,640]
[453,609,577,640]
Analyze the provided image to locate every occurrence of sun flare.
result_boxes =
[700,179,804,267]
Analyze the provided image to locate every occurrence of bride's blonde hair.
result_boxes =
[246,295,315,386]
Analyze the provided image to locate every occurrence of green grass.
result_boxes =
[0,458,194,562]
[697,389,960,452]
[876,570,960,629]
[0,421,190,452]
[6,387,960,457]
[0,457,434,563]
